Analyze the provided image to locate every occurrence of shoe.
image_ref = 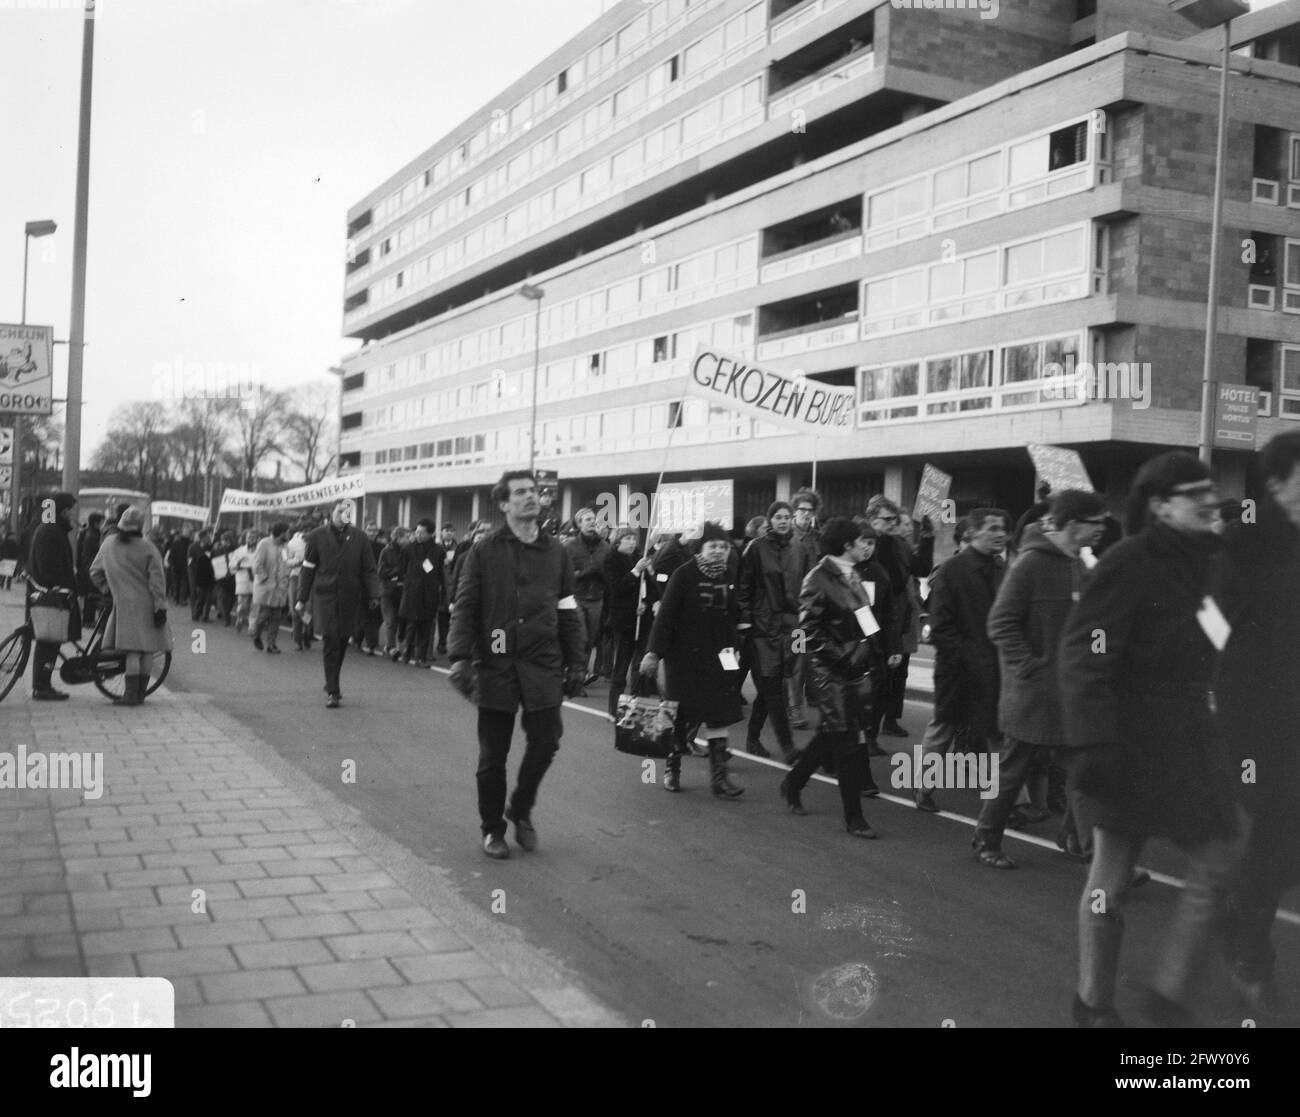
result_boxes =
[483,833,510,860]
[787,707,807,729]
[862,785,881,798]
[708,741,744,799]
[584,673,599,687]
[389,650,402,662]
[745,737,772,759]
[503,805,537,852]
[687,740,709,759]
[974,843,1016,869]
[267,646,281,654]
[881,720,909,738]
[1056,831,1092,863]
[1128,868,1151,889]
[1072,994,1124,1028]
[253,637,264,650]
[914,791,939,813]
[664,759,682,793]
[436,645,447,655]
[845,818,877,839]
[778,776,807,815]
[326,692,340,709]
[294,641,304,651]
[1134,986,1199,1028]
[113,676,142,708]
[33,688,70,702]
[1008,805,1050,827]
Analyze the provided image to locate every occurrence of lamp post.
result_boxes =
[9,220,58,533]
[519,283,546,474]
[1170,0,1250,465]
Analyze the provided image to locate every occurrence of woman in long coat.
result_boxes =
[1217,431,1300,1013]
[780,517,881,838]
[397,519,444,666]
[250,522,290,653]
[89,506,173,707]
[1058,452,1241,1028]
[640,522,744,797]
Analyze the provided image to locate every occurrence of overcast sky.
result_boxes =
[0,0,1287,467]
[1,0,612,465]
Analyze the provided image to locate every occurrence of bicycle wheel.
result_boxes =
[0,627,32,703]
[92,650,171,702]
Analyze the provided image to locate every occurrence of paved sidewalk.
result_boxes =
[0,594,620,1028]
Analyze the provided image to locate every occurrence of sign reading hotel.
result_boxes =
[1027,443,1094,494]
[912,463,953,523]
[219,473,366,514]
[686,346,857,437]
[652,480,734,534]
[0,323,55,416]
[1212,383,1259,451]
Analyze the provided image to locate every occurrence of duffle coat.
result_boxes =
[1057,523,1237,845]
[250,536,290,609]
[737,530,808,676]
[90,535,173,654]
[398,538,445,621]
[447,524,585,712]
[928,545,1004,739]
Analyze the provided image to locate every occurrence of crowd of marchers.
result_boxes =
[6,431,1297,1030]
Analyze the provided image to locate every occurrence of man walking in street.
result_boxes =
[448,471,586,860]
[187,528,216,622]
[295,498,382,708]
[436,523,457,654]
[974,491,1107,867]
[563,506,611,689]
[737,500,808,762]
[913,507,1008,812]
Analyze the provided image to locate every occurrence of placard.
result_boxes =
[651,480,734,533]
[912,463,952,522]
[1026,443,1094,494]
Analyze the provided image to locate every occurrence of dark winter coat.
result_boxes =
[377,540,404,591]
[928,545,1004,739]
[563,532,611,603]
[296,523,382,642]
[852,556,900,657]
[986,532,1088,746]
[28,520,82,642]
[603,548,645,637]
[1058,524,1237,845]
[447,524,585,712]
[648,557,743,727]
[1216,509,1300,884]
[799,557,879,734]
[737,530,808,676]
[398,538,445,621]
[873,532,933,657]
[75,525,102,595]
[90,534,173,654]
[188,540,215,587]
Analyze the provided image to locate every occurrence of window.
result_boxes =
[557,69,568,95]
[1008,134,1050,184]
[682,100,721,144]
[1280,347,1300,419]
[641,267,673,300]
[866,177,927,228]
[1049,122,1088,171]
[612,143,644,179]
[582,161,611,195]
[618,14,647,53]
[615,75,647,117]
[557,118,582,152]
[653,335,671,362]
[684,29,722,75]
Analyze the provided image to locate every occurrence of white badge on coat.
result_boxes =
[718,647,739,671]
[1197,595,1231,651]
[853,605,880,637]
[864,580,876,607]
[422,558,434,574]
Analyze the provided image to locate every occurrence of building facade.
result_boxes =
[338,0,1300,534]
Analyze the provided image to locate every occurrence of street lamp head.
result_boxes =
[1168,0,1249,28]
[25,220,58,238]
[519,283,546,301]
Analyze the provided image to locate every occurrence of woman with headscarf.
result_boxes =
[640,522,744,797]
[250,522,291,653]
[89,506,173,706]
[27,491,82,700]
[1058,452,1242,1027]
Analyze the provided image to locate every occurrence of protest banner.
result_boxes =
[685,346,856,437]
[218,473,366,514]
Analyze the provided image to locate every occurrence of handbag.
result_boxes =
[29,585,72,643]
[614,677,678,759]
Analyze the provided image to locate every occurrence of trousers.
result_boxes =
[476,705,563,838]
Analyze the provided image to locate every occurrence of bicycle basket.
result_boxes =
[28,587,72,644]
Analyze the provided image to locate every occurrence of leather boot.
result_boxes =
[663,750,682,793]
[137,673,150,703]
[708,740,744,799]
[115,675,142,707]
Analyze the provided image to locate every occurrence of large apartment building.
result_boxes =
[338,0,1300,532]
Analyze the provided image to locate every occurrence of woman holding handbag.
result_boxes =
[640,522,744,797]
[778,516,883,839]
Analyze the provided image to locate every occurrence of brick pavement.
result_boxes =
[0,595,620,1028]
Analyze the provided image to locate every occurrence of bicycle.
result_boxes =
[0,594,172,704]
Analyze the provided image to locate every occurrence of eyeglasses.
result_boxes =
[1079,517,1108,525]
[875,515,899,524]
[1167,484,1217,502]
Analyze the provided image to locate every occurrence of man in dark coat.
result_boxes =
[436,524,457,654]
[913,507,1008,812]
[398,518,444,665]
[166,530,191,607]
[296,498,382,708]
[975,491,1106,868]
[447,471,586,860]
[1217,431,1300,1014]
[737,501,809,762]
[76,512,104,627]
[563,507,611,684]
[27,492,82,700]
[188,528,216,621]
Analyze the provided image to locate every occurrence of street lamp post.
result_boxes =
[519,284,546,474]
[9,220,59,533]
[1170,0,1250,465]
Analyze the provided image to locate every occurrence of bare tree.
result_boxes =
[95,402,169,491]
[282,382,339,484]
[234,386,288,491]
[171,398,236,507]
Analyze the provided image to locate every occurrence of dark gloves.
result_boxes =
[448,660,476,704]
[153,609,167,629]
[562,664,587,698]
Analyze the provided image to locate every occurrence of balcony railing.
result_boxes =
[760,233,861,283]
[771,0,851,42]
[756,317,859,359]
[767,50,875,120]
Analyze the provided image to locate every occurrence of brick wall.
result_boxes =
[1134,325,1243,411]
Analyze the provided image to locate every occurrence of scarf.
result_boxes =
[695,552,727,580]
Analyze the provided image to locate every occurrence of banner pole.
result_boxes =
[811,436,818,493]
[643,385,691,560]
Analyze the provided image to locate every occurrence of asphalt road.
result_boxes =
[163,620,1300,1028]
